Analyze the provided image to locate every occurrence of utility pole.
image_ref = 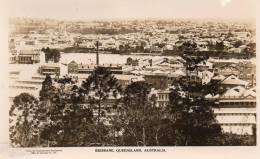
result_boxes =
[96,41,99,66]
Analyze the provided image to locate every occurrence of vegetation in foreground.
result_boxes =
[9,56,256,147]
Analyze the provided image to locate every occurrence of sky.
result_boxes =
[8,0,256,20]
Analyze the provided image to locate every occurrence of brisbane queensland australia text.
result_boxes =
[95,148,166,152]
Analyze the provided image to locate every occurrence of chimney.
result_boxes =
[252,74,255,86]
[96,41,99,66]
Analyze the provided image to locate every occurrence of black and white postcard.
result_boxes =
[0,0,259,159]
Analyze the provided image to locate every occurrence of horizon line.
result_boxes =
[9,16,256,22]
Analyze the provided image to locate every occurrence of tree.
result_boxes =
[81,67,122,144]
[52,49,61,63]
[121,81,150,146]
[179,41,197,53]
[120,81,165,146]
[215,41,225,52]
[39,75,58,108]
[41,47,61,63]
[168,89,221,145]
[244,42,256,58]
[9,93,42,147]
[167,55,222,145]
[39,76,96,146]
[234,40,243,48]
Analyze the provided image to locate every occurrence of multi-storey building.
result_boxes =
[10,49,41,64]
[213,86,256,135]
[39,63,60,76]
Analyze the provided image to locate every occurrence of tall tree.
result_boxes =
[121,81,165,146]
[81,67,122,144]
[39,75,58,108]
[167,55,222,145]
[9,93,42,147]
[39,77,96,146]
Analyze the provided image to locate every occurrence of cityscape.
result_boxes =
[8,1,256,147]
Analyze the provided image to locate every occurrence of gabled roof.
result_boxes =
[243,87,256,98]
[212,74,225,81]
[69,60,77,65]
[221,75,249,86]
[220,86,256,99]
[205,94,213,98]
[222,86,246,97]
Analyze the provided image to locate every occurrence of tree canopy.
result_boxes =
[41,47,61,63]
[9,65,255,147]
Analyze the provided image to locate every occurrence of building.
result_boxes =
[68,61,123,74]
[213,86,256,135]
[220,75,249,89]
[39,63,60,76]
[144,71,171,90]
[214,64,240,76]
[150,89,171,107]
[10,49,41,64]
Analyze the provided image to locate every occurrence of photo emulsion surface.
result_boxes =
[8,0,256,147]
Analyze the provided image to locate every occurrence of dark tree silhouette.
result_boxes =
[215,41,225,51]
[167,55,222,145]
[39,76,96,146]
[9,93,41,147]
[81,67,122,144]
[41,47,61,63]
[121,81,165,146]
[234,40,243,48]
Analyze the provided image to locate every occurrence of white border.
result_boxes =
[0,0,259,159]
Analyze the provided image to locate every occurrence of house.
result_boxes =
[211,74,226,82]
[10,50,41,64]
[213,62,240,76]
[237,62,256,86]
[221,75,249,89]
[214,65,240,76]
[39,63,60,76]
[68,60,78,73]
[197,61,213,71]
[198,70,214,85]
[149,88,171,108]
[156,89,171,107]
[143,70,173,90]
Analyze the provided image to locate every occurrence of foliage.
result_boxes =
[119,81,166,146]
[179,41,197,52]
[81,67,122,144]
[39,75,98,146]
[9,93,41,147]
[39,75,57,102]
[233,40,243,48]
[10,65,255,147]
[41,47,61,63]
[215,41,225,51]
[168,87,222,145]
[166,54,222,145]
